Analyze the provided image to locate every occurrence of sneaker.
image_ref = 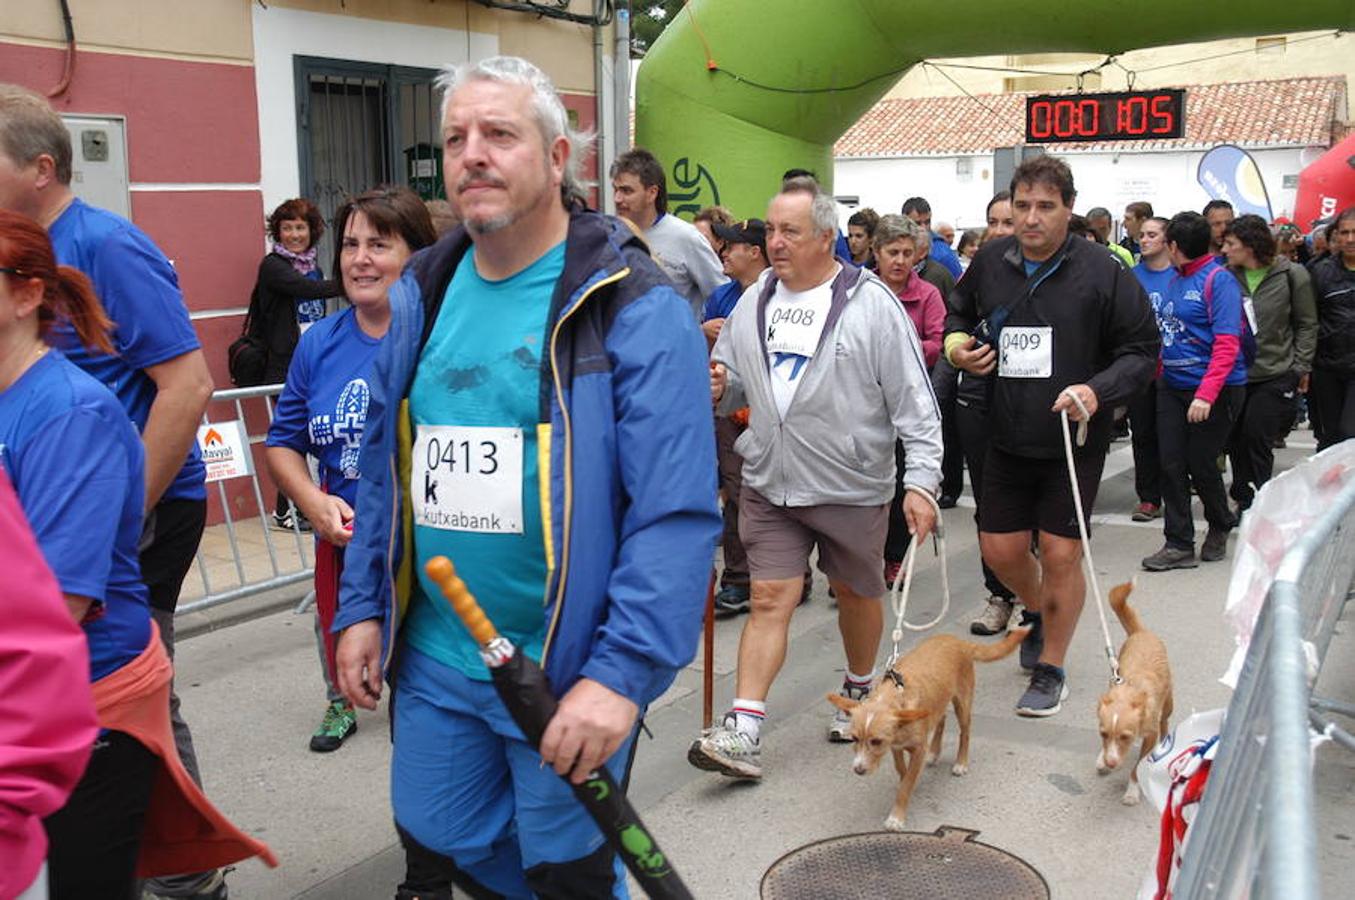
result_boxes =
[828,683,869,742]
[272,511,313,533]
[1200,528,1229,563]
[1141,545,1197,572]
[1131,502,1162,522]
[883,559,903,589]
[1018,611,1043,671]
[1015,663,1069,717]
[309,700,357,752]
[713,585,750,618]
[142,868,229,900]
[687,714,762,779]
[970,596,1015,636]
[938,494,959,509]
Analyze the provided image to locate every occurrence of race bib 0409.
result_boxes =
[411,425,523,534]
[998,326,1053,379]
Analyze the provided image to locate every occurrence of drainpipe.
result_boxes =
[593,18,607,211]
[614,1,631,156]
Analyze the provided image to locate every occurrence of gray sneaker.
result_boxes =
[970,596,1015,636]
[1015,663,1069,718]
[1142,544,1197,571]
[688,714,762,779]
[828,683,869,742]
[1200,528,1229,563]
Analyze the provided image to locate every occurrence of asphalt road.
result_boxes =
[170,434,1355,898]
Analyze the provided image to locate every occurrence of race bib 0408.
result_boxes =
[998,326,1053,379]
[765,304,826,358]
[411,425,523,534]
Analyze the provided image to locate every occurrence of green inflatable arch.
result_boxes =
[635,0,1355,219]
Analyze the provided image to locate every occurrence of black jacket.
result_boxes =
[944,234,1160,459]
[251,253,340,381]
[1311,256,1355,375]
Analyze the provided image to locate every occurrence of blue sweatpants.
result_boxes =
[391,645,633,898]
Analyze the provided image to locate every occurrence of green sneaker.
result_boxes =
[309,701,357,752]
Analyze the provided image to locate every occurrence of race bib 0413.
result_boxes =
[411,424,523,534]
[998,326,1053,379]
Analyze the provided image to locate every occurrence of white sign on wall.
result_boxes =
[197,421,255,483]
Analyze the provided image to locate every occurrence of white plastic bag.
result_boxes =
[1135,708,1224,900]
[1221,441,1355,687]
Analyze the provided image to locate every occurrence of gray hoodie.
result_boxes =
[712,263,943,507]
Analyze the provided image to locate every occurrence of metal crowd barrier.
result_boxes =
[177,383,316,617]
[1174,472,1355,900]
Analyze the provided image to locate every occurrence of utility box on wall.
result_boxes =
[62,116,130,219]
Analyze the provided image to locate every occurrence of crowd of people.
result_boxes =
[2,53,1354,899]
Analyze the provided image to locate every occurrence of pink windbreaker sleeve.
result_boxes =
[0,470,97,900]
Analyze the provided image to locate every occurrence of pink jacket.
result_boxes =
[0,472,97,900]
[893,271,946,368]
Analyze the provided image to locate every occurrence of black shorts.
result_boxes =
[978,444,1105,539]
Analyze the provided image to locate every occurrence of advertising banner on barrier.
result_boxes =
[198,421,255,483]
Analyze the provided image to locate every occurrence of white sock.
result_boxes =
[844,669,875,692]
[730,699,766,740]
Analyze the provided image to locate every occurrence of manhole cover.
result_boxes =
[761,826,1049,899]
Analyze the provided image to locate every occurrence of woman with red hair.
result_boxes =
[0,210,274,897]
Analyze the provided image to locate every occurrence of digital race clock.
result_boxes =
[1024,89,1186,143]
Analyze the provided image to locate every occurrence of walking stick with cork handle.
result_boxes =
[424,557,694,900]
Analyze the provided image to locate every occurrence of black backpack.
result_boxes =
[227,285,268,387]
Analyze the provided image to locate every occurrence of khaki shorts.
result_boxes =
[738,486,889,598]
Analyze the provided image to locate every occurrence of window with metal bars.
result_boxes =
[294,56,444,270]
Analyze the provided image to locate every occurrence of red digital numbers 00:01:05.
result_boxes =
[1023,89,1186,143]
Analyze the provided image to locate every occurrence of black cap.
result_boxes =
[712,218,767,254]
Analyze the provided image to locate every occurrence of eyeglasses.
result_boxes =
[0,266,28,277]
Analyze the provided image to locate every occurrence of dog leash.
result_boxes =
[1058,388,1123,686]
[886,486,949,668]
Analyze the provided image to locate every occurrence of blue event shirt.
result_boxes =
[1158,258,1249,390]
[48,198,206,502]
[266,308,383,508]
[296,270,328,326]
[403,241,564,680]
[1133,262,1176,347]
[703,279,746,322]
[0,351,151,681]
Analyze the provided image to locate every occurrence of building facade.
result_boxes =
[0,0,619,521]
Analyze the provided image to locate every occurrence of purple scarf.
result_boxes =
[273,242,318,276]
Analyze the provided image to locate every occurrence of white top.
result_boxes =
[644,213,728,320]
[765,266,837,419]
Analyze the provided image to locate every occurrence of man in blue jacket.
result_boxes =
[333,56,719,899]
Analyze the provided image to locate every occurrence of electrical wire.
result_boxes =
[46,0,76,98]
[471,0,613,27]
[919,61,1026,145]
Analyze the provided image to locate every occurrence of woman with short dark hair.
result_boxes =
[1221,214,1317,511]
[265,187,436,753]
[253,198,342,527]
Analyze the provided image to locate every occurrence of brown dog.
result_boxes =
[1097,580,1173,805]
[827,629,1026,830]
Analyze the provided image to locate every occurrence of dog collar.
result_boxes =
[886,670,906,690]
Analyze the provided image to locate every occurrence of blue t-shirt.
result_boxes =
[48,198,205,502]
[1134,263,1176,358]
[703,279,746,322]
[1158,259,1249,390]
[266,308,383,508]
[403,242,564,680]
[0,351,151,681]
[296,270,328,326]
